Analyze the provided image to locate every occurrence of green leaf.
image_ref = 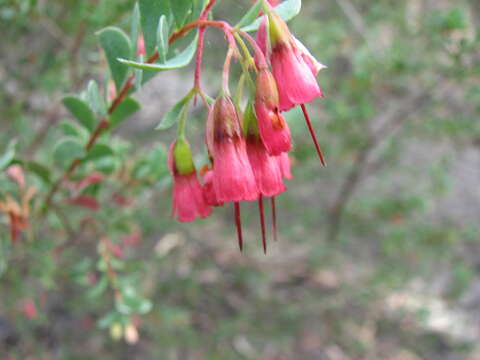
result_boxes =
[235,0,263,28]
[53,138,86,167]
[242,0,302,32]
[59,121,89,140]
[157,14,169,62]
[87,80,106,116]
[85,143,115,161]
[139,0,170,55]
[170,0,192,28]
[97,26,132,91]
[116,286,153,315]
[189,0,207,22]
[110,97,141,128]
[156,91,193,130]
[0,236,11,279]
[130,2,141,55]
[87,275,109,299]
[62,96,97,132]
[0,140,16,171]
[98,311,126,329]
[118,33,198,71]
[25,161,52,184]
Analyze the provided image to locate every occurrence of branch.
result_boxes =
[42,7,223,213]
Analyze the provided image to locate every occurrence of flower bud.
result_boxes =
[172,138,195,175]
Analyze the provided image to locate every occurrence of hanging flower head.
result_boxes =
[168,139,212,222]
[206,96,258,203]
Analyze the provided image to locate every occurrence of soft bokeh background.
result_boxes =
[1,0,480,359]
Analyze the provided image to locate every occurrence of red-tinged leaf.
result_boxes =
[67,196,99,211]
[122,229,142,247]
[112,193,134,207]
[76,172,105,190]
[107,242,123,258]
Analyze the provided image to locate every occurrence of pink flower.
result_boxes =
[206,96,258,203]
[168,140,212,222]
[275,152,293,180]
[246,137,286,197]
[260,11,325,111]
[254,69,292,155]
[201,167,223,207]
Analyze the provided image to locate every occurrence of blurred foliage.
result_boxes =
[1,0,480,359]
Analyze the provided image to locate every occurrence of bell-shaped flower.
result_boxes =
[254,69,292,155]
[260,11,325,111]
[168,139,212,222]
[243,103,287,197]
[206,96,258,203]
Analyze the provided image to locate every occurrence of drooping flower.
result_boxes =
[243,103,286,197]
[259,10,325,111]
[206,96,258,203]
[254,68,292,155]
[200,166,223,207]
[168,139,212,222]
[275,152,293,180]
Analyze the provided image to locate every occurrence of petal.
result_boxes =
[271,44,322,111]
[255,102,292,156]
[247,140,286,197]
[212,140,258,202]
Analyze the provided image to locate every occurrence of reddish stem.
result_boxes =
[234,202,243,251]
[300,103,326,166]
[258,195,267,254]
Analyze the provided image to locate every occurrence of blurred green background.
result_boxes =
[1,0,480,359]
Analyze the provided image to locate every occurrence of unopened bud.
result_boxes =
[110,323,123,341]
[172,138,195,175]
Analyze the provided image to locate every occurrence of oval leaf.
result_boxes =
[241,0,302,32]
[130,2,141,55]
[139,0,171,55]
[157,14,169,62]
[0,140,16,171]
[110,97,141,128]
[170,0,193,29]
[235,0,263,28]
[156,92,193,130]
[85,143,115,161]
[53,138,86,167]
[62,96,96,132]
[97,26,132,91]
[87,80,106,116]
[118,33,198,71]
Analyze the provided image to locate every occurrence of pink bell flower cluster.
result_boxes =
[168,3,326,252]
